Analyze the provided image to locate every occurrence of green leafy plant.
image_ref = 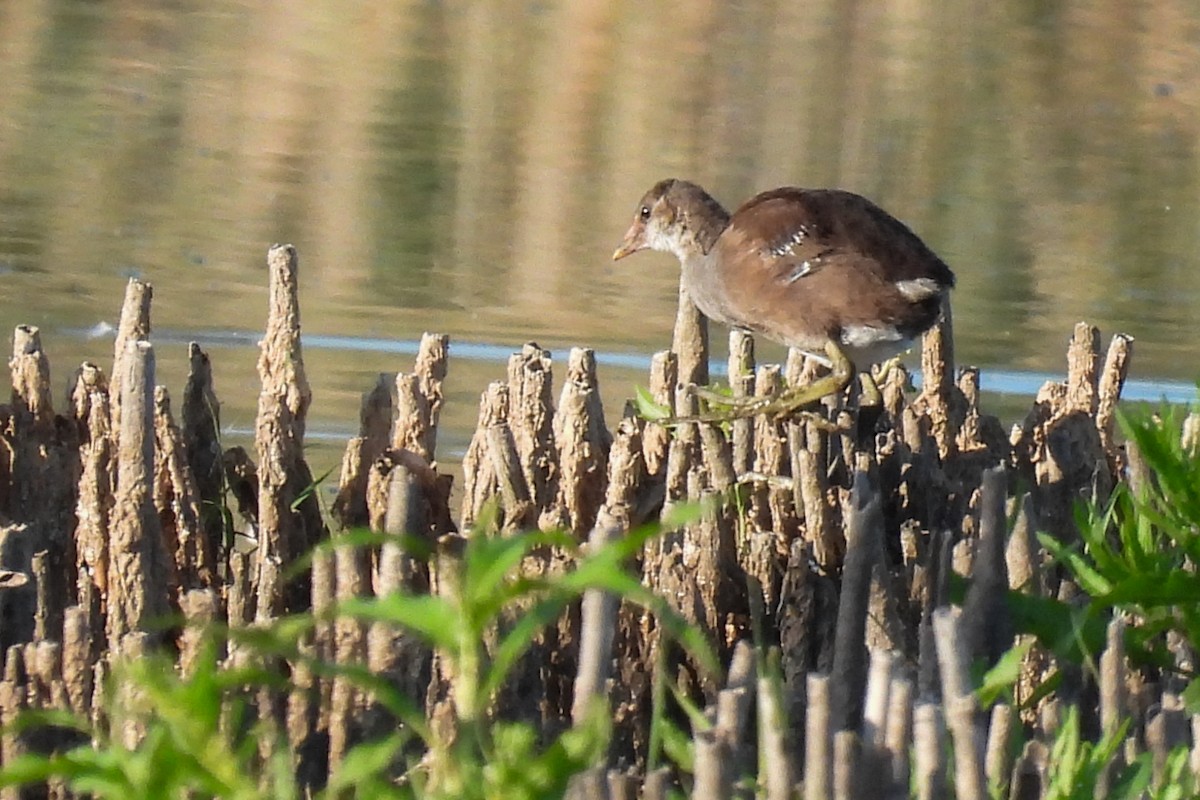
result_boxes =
[1033,405,1200,689]
[974,639,1034,709]
[0,635,297,800]
[0,504,715,799]
[334,504,714,798]
[1043,706,1132,800]
[999,401,1200,798]
[1038,704,1195,800]
[633,385,672,422]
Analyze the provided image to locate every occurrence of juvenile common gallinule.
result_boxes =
[613,179,955,417]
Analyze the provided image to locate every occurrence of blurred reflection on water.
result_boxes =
[1,1,1197,472]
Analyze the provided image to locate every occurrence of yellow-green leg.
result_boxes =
[665,340,856,423]
[869,356,904,385]
[756,339,855,416]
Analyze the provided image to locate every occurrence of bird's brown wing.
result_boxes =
[716,189,952,348]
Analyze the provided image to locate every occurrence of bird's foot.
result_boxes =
[869,357,904,385]
[649,341,856,425]
[633,341,856,426]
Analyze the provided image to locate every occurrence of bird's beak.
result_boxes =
[612,222,646,261]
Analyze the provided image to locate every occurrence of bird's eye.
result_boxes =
[639,206,651,221]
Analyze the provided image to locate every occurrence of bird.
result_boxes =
[613,178,955,419]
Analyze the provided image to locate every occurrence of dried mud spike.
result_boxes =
[415,332,450,453]
[792,417,839,569]
[367,447,453,542]
[913,701,948,800]
[178,589,218,678]
[154,386,213,591]
[506,343,558,519]
[31,552,50,642]
[222,446,259,532]
[932,607,987,800]
[960,466,1012,666]
[394,372,433,461]
[107,340,172,652]
[1065,322,1100,415]
[8,325,77,638]
[752,365,794,535]
[600,416,645,527]
[377,461,429,593]
[641,350,677,482]
[61,605,93,715]
[333,374,393,530]
[728,330,756,476]
[70,363,113,616]
[11,325,54,435]
[553,347,611,535]
[917,298,962,459]
[459,381,508,528]
[884,675,915,792]
[110,278,152,433]
[804,673,832,800]
[699,422,735,494]
[829,472,882,732]
[757,669,792,800]
[359,372,393,444]
[486,422,536,530]
[0,667,28,772]
[328,540,369,767]
[333,438,371,531]
[674,275,709,387]
[182,343,225,567]
[254,244,324,619]
[1096,333,1133,463]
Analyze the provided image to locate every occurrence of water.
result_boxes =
[2,1,1197,476]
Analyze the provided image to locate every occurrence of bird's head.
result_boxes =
[613,179,727,261]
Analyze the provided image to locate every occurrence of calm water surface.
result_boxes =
[1,1,1197,473]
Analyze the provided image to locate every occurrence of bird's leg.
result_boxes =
[689,384,746,406]
[657,341,854,424]
[858,370,883,408]
[870,357,904,385]
[651,383,786,424]
[746,339,854,418]
[666,388,775,423]
[689,381,804,418]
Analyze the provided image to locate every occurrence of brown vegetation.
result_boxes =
[0,243,1175,799]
